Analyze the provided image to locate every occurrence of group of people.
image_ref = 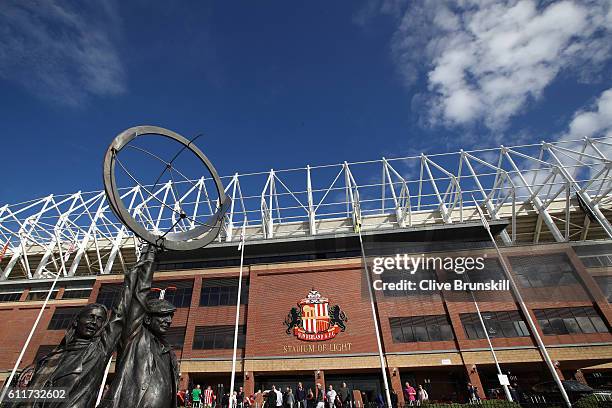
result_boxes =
[177,382,354,408]
[257,382,353,408]
[177,379,486,408]
[400,382,429,406]
[177,385,218,408]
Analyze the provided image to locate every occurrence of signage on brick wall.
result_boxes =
[284,289,348,341]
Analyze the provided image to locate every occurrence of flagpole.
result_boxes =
[471,195,571,408]
[230,221,247,398]
[356,228,392,408]
[463,272,513,401]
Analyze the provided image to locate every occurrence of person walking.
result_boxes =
[326,385,337,408]
[192,385,203,408]
[204,385,216,408]
[275,386,284,408]
[306,388,315,408]
[178,389,187,408]
[338,382,350,408]
[296,382,307,408]
[360,391,368,408]
[403,382,416,406]
[285,387,296,408]
[267,386,278,408]
[467,383,480,404]
[255,390,264,408]
[237,387,245,408]
[416,385,428,406]
[315,384,325,408]
[230,391,237,408]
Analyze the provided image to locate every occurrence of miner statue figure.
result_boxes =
[14,245,155,408]
[99,246,179,408]
[97,126,230,408]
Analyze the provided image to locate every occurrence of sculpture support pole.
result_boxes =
[0,259,62,403]
[230,223,247,396]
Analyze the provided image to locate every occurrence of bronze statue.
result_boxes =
[15,246,155,408]
[99,247,178,408]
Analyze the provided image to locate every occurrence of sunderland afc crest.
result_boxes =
[284,289,347,341]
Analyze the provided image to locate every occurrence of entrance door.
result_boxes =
[325,373,383,404]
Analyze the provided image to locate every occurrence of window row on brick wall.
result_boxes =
[534,306,609,335]
[199,278,249,306]
[61,288,92,299]
[390,315,455,343]
[95,278,249,308]
[508,253,579,288]
[192,325,246,349]
[390,306,609,344]
[48,307,80,330]
[460,311,530,340]
[0,282,93,303]
[0,292,21,302]
[594,276,612,302]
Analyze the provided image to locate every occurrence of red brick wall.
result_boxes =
[0,243,611,379]
[246,262,379,358]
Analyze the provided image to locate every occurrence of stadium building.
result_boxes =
[0,137,611,404]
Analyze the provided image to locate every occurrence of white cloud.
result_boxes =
[389,0,612,130]
[0,1,125,106]
[520,87,612,201]
[565,88,612,140]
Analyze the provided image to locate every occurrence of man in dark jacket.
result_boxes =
[16,245,150,408]
[100,246,179,408]
[338,383,350,408]
[267,386,278,408]
[296,383,306,408]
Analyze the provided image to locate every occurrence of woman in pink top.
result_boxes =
[403,382,416,406]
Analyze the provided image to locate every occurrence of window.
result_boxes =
[200,278,249,306]
[96,284,124,308]
[509,253,579,288]
[165,327,186,350]
[62,289,92,299]
[389,315,454,343]
[594,276,612,302]
[460,311,530,339]
[48,307,80,330]
[535,306,609,335]
[465,259,506,283]
[192,325,246,349]
[147,280,193,308]
[573,243,612,268]
[0,292,21,302]
[27,290,58,301]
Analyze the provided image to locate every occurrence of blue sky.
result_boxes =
[0,0,611,205]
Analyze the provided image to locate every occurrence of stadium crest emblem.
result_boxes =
[284,289,347,341]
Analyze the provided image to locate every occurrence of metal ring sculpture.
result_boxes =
[103,125,230,251]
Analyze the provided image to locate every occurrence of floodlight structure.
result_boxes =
[1,136,611,281]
